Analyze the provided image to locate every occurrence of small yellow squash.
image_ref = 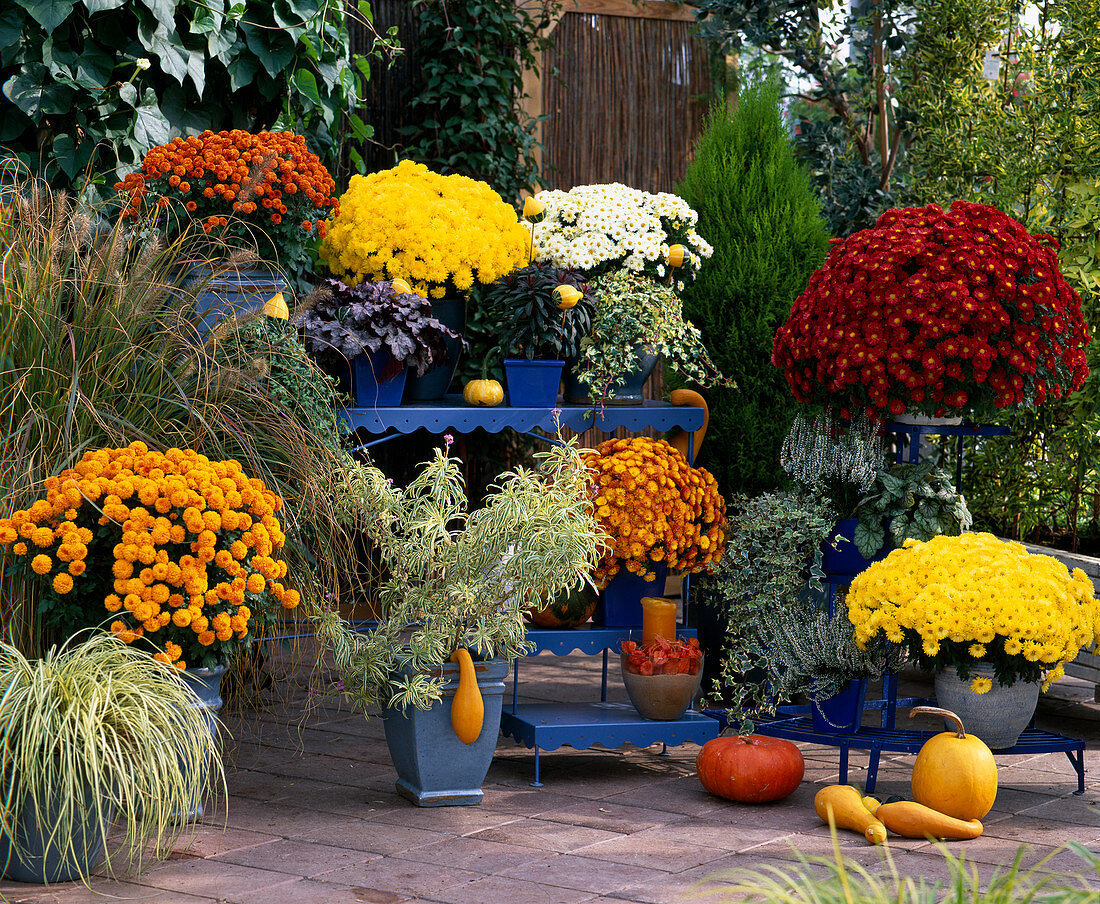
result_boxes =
[463,378,504,407]
[814,784,887,845]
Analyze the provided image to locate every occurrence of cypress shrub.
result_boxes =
[675,80,830,498]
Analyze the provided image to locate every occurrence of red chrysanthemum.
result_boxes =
[772,202,1090,420]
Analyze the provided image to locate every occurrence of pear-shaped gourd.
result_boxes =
[450,648,484,745]
[261,292,289,319]
[909,706,998,820]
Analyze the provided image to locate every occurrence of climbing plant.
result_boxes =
[0,0,397,200]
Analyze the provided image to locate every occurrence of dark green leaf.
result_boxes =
[74,41,115,89]
[83,0,126,11]
[241,22,295,79]
[291,68,321,107]
[0,5,25,50]
[137,20,189,85]
[138,0,174,31]
[16,0,75,32]
[132,87,170,147]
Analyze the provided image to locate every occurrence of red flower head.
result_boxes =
[772,201,1090,420]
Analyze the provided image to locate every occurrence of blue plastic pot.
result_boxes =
[353,350,408,408]
[595,564,668,627]
[822,518,890,578]
[0,783,110,883]
[382,658,508,806]
[405,297,465,401]
[503,358,564,407]
[811,677,868,734]
[564,347,659,405]
[184,267,288,338]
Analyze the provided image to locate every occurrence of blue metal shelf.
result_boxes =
[749,715,1085,795]
[341,397,705,436]
[525,626,697,656]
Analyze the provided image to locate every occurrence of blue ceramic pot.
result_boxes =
[0,783,110,883]
[404,297,465,401]
[811,678,869,733]
[596,564,668,627]
[382,658,508,806]
[503,358,564,407]
[822,518,891,578]
[175,665,226,822]
[184,267,288,338]
[353,350,408,407]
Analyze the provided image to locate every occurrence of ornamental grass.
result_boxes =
[584,437,726,586]
[0,174,354,653]
[847,532,1100,690]
[0,632,225,881]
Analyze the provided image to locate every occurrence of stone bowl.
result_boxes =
[620,654,704,721]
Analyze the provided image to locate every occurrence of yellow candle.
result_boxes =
[641,596,678,646]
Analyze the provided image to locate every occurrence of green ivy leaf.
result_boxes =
[4,63,74,117]
[137,20,190,86]
[16,0,75,32]
[138,0,175,31]
[132,87,170,147]
[51,133,93,179]
[83,0,126,11]
[291,68,321,108]
[74,41,115,90]
[226,52,260,93]
[241,22,295,79]
[0,6,25,52]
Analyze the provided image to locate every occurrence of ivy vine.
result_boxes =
[0,0,399,200]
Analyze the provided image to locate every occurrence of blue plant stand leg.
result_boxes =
[866,741,885,793]
[531,746,543,788]
[658,743,669,756]
[838,742,850,786]
[1067,745,1086,794]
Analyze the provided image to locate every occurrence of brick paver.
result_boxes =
[2,651,1098,903]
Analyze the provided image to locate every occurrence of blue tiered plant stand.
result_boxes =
[341,397,721,785]
[738,420,1087,795]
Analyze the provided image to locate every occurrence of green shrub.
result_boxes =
[675,80,829,498]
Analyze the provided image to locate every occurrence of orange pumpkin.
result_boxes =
[527,585,598,628]
[697,736,804,803]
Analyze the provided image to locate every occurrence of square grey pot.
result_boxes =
[382,658,508,806]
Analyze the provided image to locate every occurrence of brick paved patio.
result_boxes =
[3,650,1099,904]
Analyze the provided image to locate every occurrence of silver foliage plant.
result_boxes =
[315,437,603,714]
[780,409,884,499]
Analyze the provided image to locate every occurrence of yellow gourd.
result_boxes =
[861,795,881,815]
[813,785,887,845]
[449,648,483,745]
[668,389,709,461]
[876,800,984,840]
[463,379,504,407]
[909,706,998,820]
[261,292,289,319]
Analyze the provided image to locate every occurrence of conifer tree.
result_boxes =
[675,79,830,497]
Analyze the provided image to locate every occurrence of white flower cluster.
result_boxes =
[529,183,713,279]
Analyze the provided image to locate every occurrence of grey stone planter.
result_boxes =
[934,664,1039,749]
[382,658,508,807]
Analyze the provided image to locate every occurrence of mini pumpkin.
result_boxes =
[909,706,998,820]
[463,379,504,407]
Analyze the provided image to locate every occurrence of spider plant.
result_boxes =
[0,632,225,883]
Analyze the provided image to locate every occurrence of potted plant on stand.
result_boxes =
[115,129,339,319]
[0,634,223,884]
[297,278,462,407]
[528,182,721,404]
[849,532,1100,748]
[780,410,973,579]
[569,270,728,404]
[481,261,594,406]
[318,160,529,399]
[0,441,302,818]
[314,437,601,806]
[584,436,727,626]
[772,201,1090,423]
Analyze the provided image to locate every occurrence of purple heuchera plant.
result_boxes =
[297,279,463,378]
